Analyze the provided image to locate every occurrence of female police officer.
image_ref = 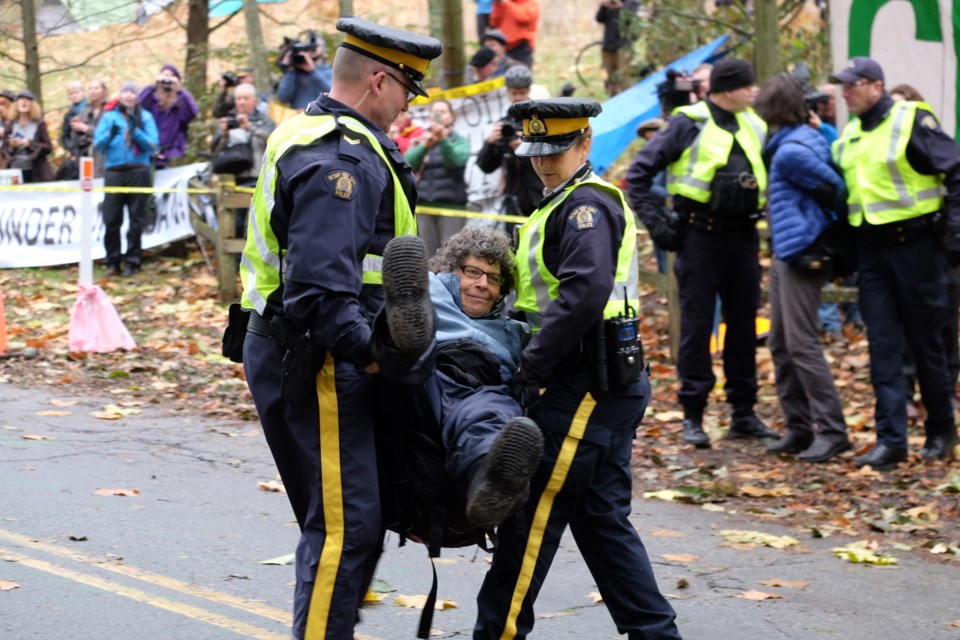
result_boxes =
[473,97,682,640]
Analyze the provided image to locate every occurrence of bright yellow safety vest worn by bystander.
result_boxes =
[513,174,639,333]
[240,113,417,315]
[665,101,768,208]
[833,100,944,227]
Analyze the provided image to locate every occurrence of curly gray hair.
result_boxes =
[428,226,515,294]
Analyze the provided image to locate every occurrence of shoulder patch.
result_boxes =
[920,114,940,130]
[567,205,599,231]
[325,169,357,200]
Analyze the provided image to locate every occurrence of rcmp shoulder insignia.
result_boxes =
[326,170,357,200]
[568,205,598,231]
[920,114,939,130]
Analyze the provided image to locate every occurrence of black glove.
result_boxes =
[509,367,541,412]
[647,212,682,252]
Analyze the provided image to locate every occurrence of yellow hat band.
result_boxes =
[522,116,589,137]
[343,34,430,77]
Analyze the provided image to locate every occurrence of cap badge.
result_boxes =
[529,114,547,136]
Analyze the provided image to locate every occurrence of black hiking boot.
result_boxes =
[466,417,544,529]
[382,235,435,353]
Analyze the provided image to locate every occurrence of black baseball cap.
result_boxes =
[470,47,497,68]
[829,57,885,84]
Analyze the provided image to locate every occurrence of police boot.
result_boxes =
[728,405,779,440]
[466,417,544,529]
[681,408,710,448]
[382,235,435,353]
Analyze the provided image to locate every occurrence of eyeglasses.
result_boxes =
[460,264,503,287]
[384,71,417,104]
[842,79,875,90]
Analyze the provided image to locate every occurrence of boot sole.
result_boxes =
[382,236,435,353]
[466,418,544,529]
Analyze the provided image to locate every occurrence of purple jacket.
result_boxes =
[137,85,199,162]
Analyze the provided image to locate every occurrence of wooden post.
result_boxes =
[215,175,240,301]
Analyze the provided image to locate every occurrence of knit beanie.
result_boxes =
[119,81,139,95]
[709,59,755,94]
[160,64,182,80]
[470,47,497,68]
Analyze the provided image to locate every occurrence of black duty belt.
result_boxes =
[859,213,939,246]
[248,311,271,337]
[683,210,758,233]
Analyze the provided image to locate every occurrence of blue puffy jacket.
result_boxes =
[764,124,848,261]
[93,104,159,169]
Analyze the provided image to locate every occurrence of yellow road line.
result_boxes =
[0,548,288,640]
[0,528,290,625]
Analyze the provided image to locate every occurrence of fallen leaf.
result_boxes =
[587,591,603,603]
[676,578,689,589]
[257,481,286,493]
[91,412,123,421]
[643,489,686,502]
[702,503,726,512]
[22,435,50,441]
[659,553,699,563]
[949,620,960,629]
[929,543,949,555]
[0,580,19,591]
[50,399,78,407]
[758,578,808,589]
[652,410,684,422]
[363,588,384,603]
[259,553,295,565]
[94,488,140,497]
[649,528,684,538]
[737,589,783,601]
[393,594,457,610]
[37,410,71,417]
[832,541,897,565]
[740,485,793,498]
[719,530,800,549]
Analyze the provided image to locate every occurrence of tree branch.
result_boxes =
[162,0,188,30]
[0,47,26,67]
[209,9,241,34]
[38,25,182,76]
[656,7,752,37]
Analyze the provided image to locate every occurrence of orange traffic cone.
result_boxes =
[0,291,7,355]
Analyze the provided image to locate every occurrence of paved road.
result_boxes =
[1,382,957,639]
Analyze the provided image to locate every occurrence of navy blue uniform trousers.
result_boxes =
[473,370,681,640]
[244,333,382,640]
[857,235,955,448]
[675,226,761,412]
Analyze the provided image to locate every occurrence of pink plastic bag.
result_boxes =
[68,283,136,353]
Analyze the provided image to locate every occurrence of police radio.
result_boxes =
[595,288,644,391]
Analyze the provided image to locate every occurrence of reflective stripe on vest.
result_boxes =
[833,101,944,227]
[239,113,416,314]
[666,102,768,207]
[513,174,639,334]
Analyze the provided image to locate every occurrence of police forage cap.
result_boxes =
[336,17,442,97]
[504,65,532,88]
[709,59,756,94]
[829,57,885,84]
[508,97,602,157]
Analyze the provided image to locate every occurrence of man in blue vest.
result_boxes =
[831,57,960,469]
[625,58,779,448]
[239,18,442,639]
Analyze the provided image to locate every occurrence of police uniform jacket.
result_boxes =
[269,94,417,369]
[514,163,628,385]
[626,99,756,228]
[847,95,960,244]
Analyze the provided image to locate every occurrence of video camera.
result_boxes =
[657,69,700,116]
[804,90,830,114]
[221,72,239,88]
[282,32,320,67]
[499,118,521,140]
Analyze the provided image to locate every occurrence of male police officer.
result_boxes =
[831,57,960,469]
[239,18,441,639]
[625,58,778,447]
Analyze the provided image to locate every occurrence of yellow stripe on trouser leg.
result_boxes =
[306,354,345,640]
[500,393,598,640]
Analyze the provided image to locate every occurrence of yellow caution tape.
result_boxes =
[413,77,506,105]
[416,205,526,224]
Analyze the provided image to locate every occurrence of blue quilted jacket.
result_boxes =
[764,125,848,261]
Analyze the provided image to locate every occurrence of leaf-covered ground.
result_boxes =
[2,250,958,562]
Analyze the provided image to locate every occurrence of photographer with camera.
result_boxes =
[476,65,544,224]
[210,83,276,237]
[213,68,268,119]
[137,64,198,169]
[277,33,332,110]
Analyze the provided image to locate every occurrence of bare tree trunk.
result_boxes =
[339,0,354,17]
[753,0,780,84]
[185,0,210,98]
[427,0,445,87]
[21,0,42,103]
[441,0,465,88]
[242,0,271,97]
